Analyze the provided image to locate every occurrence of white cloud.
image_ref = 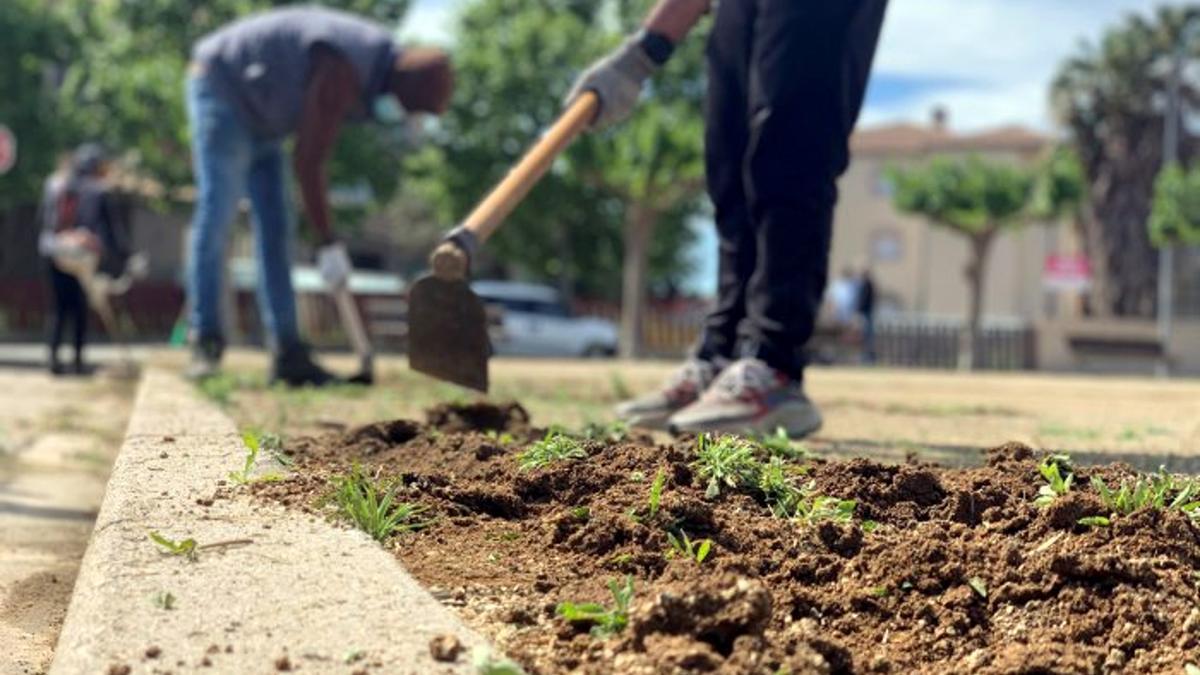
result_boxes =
[867,0,1189,130]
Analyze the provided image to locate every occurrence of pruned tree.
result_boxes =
[890,156,1034,370]
[1051,5,1200,316]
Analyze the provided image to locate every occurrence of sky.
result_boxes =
[397,0,1187,295]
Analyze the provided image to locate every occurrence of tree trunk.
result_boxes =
[960,232,994,371]
[619,204,654,359]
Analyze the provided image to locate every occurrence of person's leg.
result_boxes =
[246,140,335,386]
[66,274,87,371]
[185,74,252,374]
[669,0,888,437]
[46,263,67,373]
[245,141,300,351]
[695,0,757,365]
[738,0,888,381]
[614,0,758,430]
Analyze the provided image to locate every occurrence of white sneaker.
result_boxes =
[614,359,719,430]
[667,358,822,439]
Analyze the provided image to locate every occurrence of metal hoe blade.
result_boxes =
[407,274,491,392]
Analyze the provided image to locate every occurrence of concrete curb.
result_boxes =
[51,369,489,674]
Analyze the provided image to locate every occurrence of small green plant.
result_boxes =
[196,374,238,406]
[229,431,284,485]
[149,531,197,560]
[666,530,712,564]
[1078,516,1111,528]
[694,434,760,498]
[581,420,629,443]
[556,576,635,638]
[151,591,176,610]
[331,466,432,542]
[517,431,587,471]
[570,506,591,521]
[752,427,807,460]
[473,647,529,675]
[647,469,666,519]
[1034,453,1075,507]
[757,456,806,518]
[869,586,890,598]
[485,430,516,446]
[796,492,858,524]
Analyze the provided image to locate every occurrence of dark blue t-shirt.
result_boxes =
[193,6,398,140]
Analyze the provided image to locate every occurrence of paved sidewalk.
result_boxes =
[0,370,135,675]
[51,369,488,674]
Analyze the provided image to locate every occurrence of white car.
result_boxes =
[472,281,619,358]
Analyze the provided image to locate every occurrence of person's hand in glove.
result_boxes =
[566,33,663,130]
[317,241,353,291]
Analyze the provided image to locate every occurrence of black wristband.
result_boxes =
[637,29,676,66]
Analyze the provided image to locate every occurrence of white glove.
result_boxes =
[566,36,660,130]
[317,242,353,291]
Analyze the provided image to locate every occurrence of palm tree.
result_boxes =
[1050,6,1200,316]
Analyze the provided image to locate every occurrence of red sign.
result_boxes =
[0,125,15,176]
[1043,253,1092,292]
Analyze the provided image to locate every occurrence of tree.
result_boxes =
[409,0,706,356]
[1051,5,1200,317]
[1149,162,1200,246]
[57,0,412,222]
[890,157,1035,370]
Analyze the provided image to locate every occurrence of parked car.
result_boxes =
[471,281,619,357]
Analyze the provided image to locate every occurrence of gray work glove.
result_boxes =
[566,36,660,130]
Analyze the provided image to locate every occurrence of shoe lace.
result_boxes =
[714,360,777,399]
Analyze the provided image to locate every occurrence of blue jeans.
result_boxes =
[186,74,299,350]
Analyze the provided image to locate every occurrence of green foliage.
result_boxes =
[556,576,635,638]
[1078,516,1111,528]
[693,434,760,499]
[473,648,529,675]
[581,420,629,443]
[570,506,591,521]
[647,468,666,519]
[757,456,807,518]
[890,156,1035,237]
[149,531,197,560]
[1089,470,1200,518]
[407,0,705,298]
[1034,454,1075,507]
[330,465,432,541]
[666,530,712,564]
[1150,163,1200,247]
[230,430,284,484]
[485,430,516,446]
[196,374,239,406]
[151,590,176,610]
[752,427,808,461]
[516,431,587,471]
[795,493,859,525]
[1031,146,1086,222]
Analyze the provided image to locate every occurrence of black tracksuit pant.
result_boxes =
[47,261,88,367]
[696,0,888,381]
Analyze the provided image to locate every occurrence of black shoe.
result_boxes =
[49,361,66,376]
[187,336,225,381]
[270,343,338,387]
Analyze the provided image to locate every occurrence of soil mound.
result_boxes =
[256,421,1200,674]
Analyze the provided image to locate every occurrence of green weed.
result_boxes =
[795,492,858,525]
[151,591,176,610]
[196,374,239,406]
[647,469,667,519]
[517,431,587,471]
[330,466,432,542]
[1078,516,1111,528]
[1034,453,1075,507]
[473,647,529,675]
[570,506,591,521]
[1090,470,1200,517]
[752,427,808,460]
[693,434,759,498]
[229,430,284,485]
[757,456,806,518]
[666,530,712,564]
[556,576,635,638]
[149,531,197,560]
[581,420,629,443]
[485,430,516,446]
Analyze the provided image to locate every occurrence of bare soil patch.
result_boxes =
[252,403,1200,674]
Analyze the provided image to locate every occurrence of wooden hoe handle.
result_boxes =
[431,92,600,280]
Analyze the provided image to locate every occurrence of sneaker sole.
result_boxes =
[668,404,823,440]
[615,408,675,431]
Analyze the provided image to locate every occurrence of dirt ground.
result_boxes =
[0,369,135,675]
[253,402,1200,674]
